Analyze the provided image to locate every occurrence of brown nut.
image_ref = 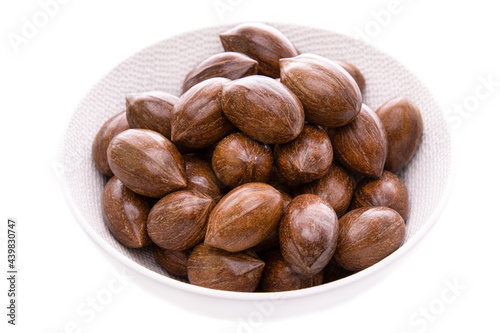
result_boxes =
[335,60,366,93]
[296,163,355,217]
[171,78,236,149]
[221,75,304,144]
[280,54,362,128]
[376,97,424,173]
[219,22,299,78]
[152,244,190,278]
[322,257,353,283]
[280,194,339,277]
[205,183,284,252]
[147,190,215,251]
[92,111,130,177]
[267,166,294,195]
[335,207,405,271]
[184,155,225,203]
[212,133,273,188]
[101,176,151,248]
[274,124,333,185]
[328,104,388,178]
[125,91,178,139]
[107,129,187,198]
[187,244,264,292]
[260,251,323,292]
[182,52,258,93]
[350,170,410,220]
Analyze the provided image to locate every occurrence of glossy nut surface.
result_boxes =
[152,244,190,278]
[101,176,151,248]
[335,60,366,93]
[350,170,410,220]
[187,244,264,292]
[92,111,130,177]
[205,183,284,252]
[219,22,299,78]
[335,207,405,271]
[184,155,225,203]
[280,194,339,277]
[221,75,304,144]
[107,129,187,198]
[147,190,214,251]
[274,124,333,185]
[212,133,273,188]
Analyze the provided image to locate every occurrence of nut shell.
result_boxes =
[335,207,405,271]
[182,52,258,93]
[280,54,362,128]
[101,176,151,248]
[274,124,333,185]
[152,244,190,278]
[280,194,339,277]
[187,244,264,292]
[221,75,304,144]
[212,133,274,188]
[335,60,366,93]
[350,170,410,220]
[107,129,187,198]
[184,155,225,203]
[92,111,130,177]
[328,104,388,178]
[147,190,215,251]
[376,97,424,173]
[205,183,284,252]
[171,78,236,149]
[219,22,299,78]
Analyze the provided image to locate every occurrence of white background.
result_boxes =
[1,0,499,332]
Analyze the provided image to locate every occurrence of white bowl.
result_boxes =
[59,23,454,312]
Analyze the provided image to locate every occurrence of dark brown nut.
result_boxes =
[219,22,299,78]
[125,91,178,139]
[187,244,264,292]
[376,97,424,173]
[335,207,405,271]
[350,170,410,220]
[184,156,225,203]
[205,183,284,252]
[322,257,353,283]
[92,111,130,177]
[212,133,273,188]
[280,194,339,277]
[335,60,366,93]
[101,176,151,248]
[280,54,362,128]
[296,163,355,217]
[107,129,187,198]
[182,52,258,93]
[274,124,333,185]
[152,244,190,278]
[221,75,304,144]
[147,190,215,251]
[328,104,388,178]
[260,251,322,292]
[171,78,236,149]
[267,166,294,195]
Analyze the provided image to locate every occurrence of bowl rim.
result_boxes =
[57,22,456,301]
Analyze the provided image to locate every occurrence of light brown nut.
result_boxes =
[152,244,190,278]
[147,190,214,251]
[221,75,304,144]
[101,176,151,248]
[184,155,225,203]
[335,207,405,271]
[107,129,187,198]
[280,54,362,128]
[205,183,284,252]
[219,22,299,78]
[187,244,264,292]
[182,52,258,93]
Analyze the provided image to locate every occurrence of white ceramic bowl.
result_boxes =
[59,23,453,312]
